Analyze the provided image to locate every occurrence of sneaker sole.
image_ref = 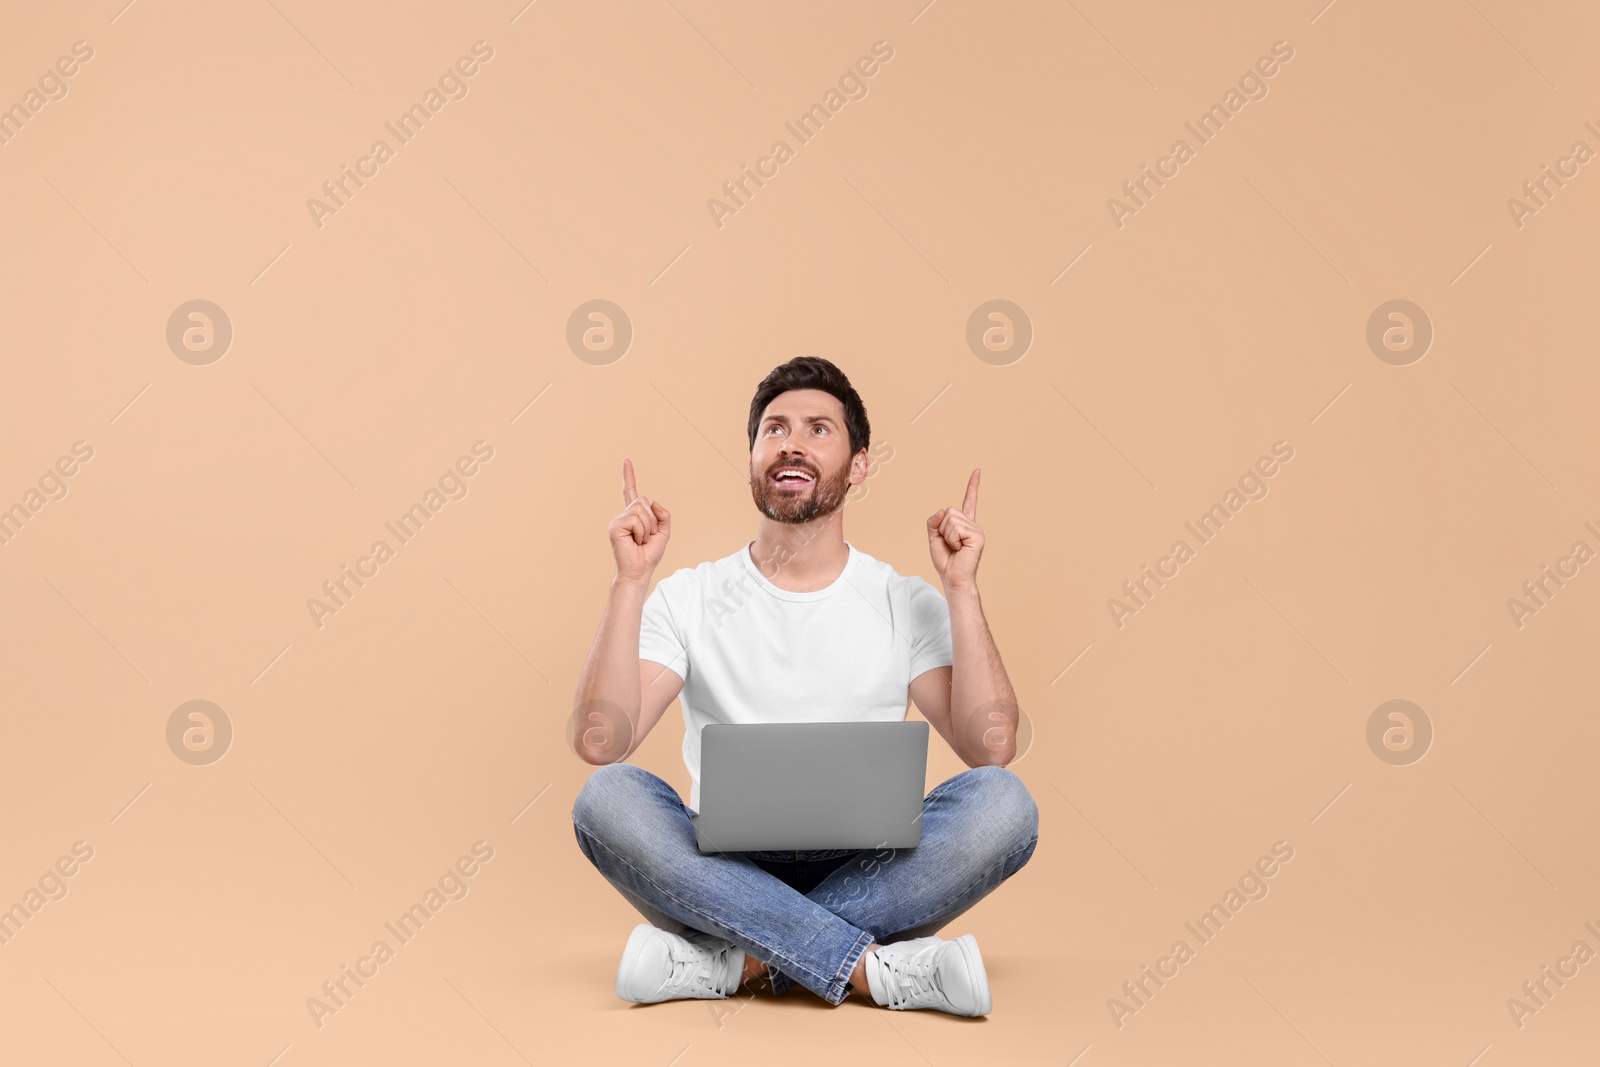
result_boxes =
[950,934,992,1016]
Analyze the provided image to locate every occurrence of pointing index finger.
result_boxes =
[622,459,638,505]
[962,468,980,519]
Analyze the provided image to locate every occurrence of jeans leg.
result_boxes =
[741,852,860,998]
[762,764,1039,995]
[571,762,876,1006]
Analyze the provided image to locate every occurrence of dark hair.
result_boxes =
[746,356,870,457]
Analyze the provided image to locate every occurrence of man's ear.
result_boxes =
[849,448,870,485]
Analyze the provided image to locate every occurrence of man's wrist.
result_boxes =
[942,580,980,602]
[612,574,653,595]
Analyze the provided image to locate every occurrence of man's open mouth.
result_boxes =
[770,467,816,489]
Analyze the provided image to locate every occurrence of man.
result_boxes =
[569,356,1038,1015]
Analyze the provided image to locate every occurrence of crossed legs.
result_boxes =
[571,761,1039,1005]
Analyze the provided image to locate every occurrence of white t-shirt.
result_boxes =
[638,540,955,810]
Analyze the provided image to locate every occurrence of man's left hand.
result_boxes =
[927,469,984,590]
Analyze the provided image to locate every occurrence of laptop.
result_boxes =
[690,721,929,853]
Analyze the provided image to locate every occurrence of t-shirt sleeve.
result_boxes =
[638,571,690,677]
[906,577,954,676]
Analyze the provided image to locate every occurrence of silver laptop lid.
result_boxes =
[692,721,929,852]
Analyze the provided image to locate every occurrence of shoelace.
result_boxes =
[881,946,944,1009]
[664,940,737,997]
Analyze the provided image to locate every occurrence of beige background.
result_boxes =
[1,1,1597,1064]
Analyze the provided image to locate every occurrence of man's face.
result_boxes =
[748,389,865,524]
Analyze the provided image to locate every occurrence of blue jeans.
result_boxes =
[571,761,1040,1005]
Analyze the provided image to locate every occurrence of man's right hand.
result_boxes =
[609,458,671,583]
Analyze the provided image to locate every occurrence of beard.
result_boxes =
[749,454,853,524]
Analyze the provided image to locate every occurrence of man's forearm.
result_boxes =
[945,583,1018,766]
[570,576,649,763]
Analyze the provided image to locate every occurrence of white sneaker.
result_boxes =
[615,924,745,1003]
[865,934,992,1016]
